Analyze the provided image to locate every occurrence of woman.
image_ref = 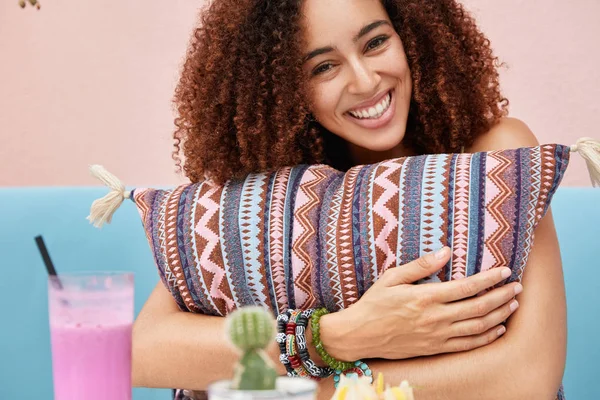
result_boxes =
[132,0,566,398]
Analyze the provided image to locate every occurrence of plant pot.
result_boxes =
[207,377,317,400]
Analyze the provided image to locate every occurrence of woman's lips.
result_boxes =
[345,90,396,130]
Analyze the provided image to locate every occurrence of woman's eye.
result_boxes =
[312,63,334,76]
[366,36,389,51]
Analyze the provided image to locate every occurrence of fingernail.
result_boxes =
[510,300,519,312]
[514,283,523,295]
[497,326,506,336]
[435,247,449,260]
[501,268,511,279]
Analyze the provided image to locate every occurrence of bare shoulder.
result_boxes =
[467,117,540,153]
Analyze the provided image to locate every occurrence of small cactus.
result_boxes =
[227,306,277,391]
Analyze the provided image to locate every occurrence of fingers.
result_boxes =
[381,247,451,286]
[448,298,519,338]
[442,324,507,354]
[443,281,522,321]
[433,267,513,303]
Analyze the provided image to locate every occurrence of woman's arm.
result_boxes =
[133,249,513,389]
[133,250,516,391]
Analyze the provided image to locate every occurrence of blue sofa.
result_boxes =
[0,187,598,399]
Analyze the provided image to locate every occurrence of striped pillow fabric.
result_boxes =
[132,144,569,316]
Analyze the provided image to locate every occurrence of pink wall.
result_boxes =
[1,0,599,187]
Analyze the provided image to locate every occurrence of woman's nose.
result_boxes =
[347,60,381,95]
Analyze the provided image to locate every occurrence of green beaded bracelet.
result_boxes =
[310,307,355,371]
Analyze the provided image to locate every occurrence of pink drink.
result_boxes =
[48,273,134,400]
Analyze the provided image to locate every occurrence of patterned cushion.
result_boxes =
[133,144,569,316]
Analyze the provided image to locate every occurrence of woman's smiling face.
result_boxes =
[301,0,413,162]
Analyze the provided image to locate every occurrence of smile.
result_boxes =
[345,90,396,129]
[348,91,392,119]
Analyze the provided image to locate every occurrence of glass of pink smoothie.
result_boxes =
[48,272,134,400]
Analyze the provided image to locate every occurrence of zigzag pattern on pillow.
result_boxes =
[133,144,569,317]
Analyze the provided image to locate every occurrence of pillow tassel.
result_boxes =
[87,165,131,228]
[571,137,600,187]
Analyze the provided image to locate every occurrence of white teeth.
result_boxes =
[349,92,392,120]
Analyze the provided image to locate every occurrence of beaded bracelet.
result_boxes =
[310,307,355,371]
[276,310,297,377]
[286,310,312,378]
[293,309,333,379]
[332,360,373,388]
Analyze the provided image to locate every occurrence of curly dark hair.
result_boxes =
[173,0,509,184]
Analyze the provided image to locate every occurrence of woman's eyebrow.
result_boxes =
[354,20,390,42]
[303,20,390,63]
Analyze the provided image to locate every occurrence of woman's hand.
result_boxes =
[319,247,521,361]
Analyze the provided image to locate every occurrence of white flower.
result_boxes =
[330,372,416,400]
[331,374,378,400]
[382,380,415,400]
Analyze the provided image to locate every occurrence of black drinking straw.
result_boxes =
[35,235,63,289]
